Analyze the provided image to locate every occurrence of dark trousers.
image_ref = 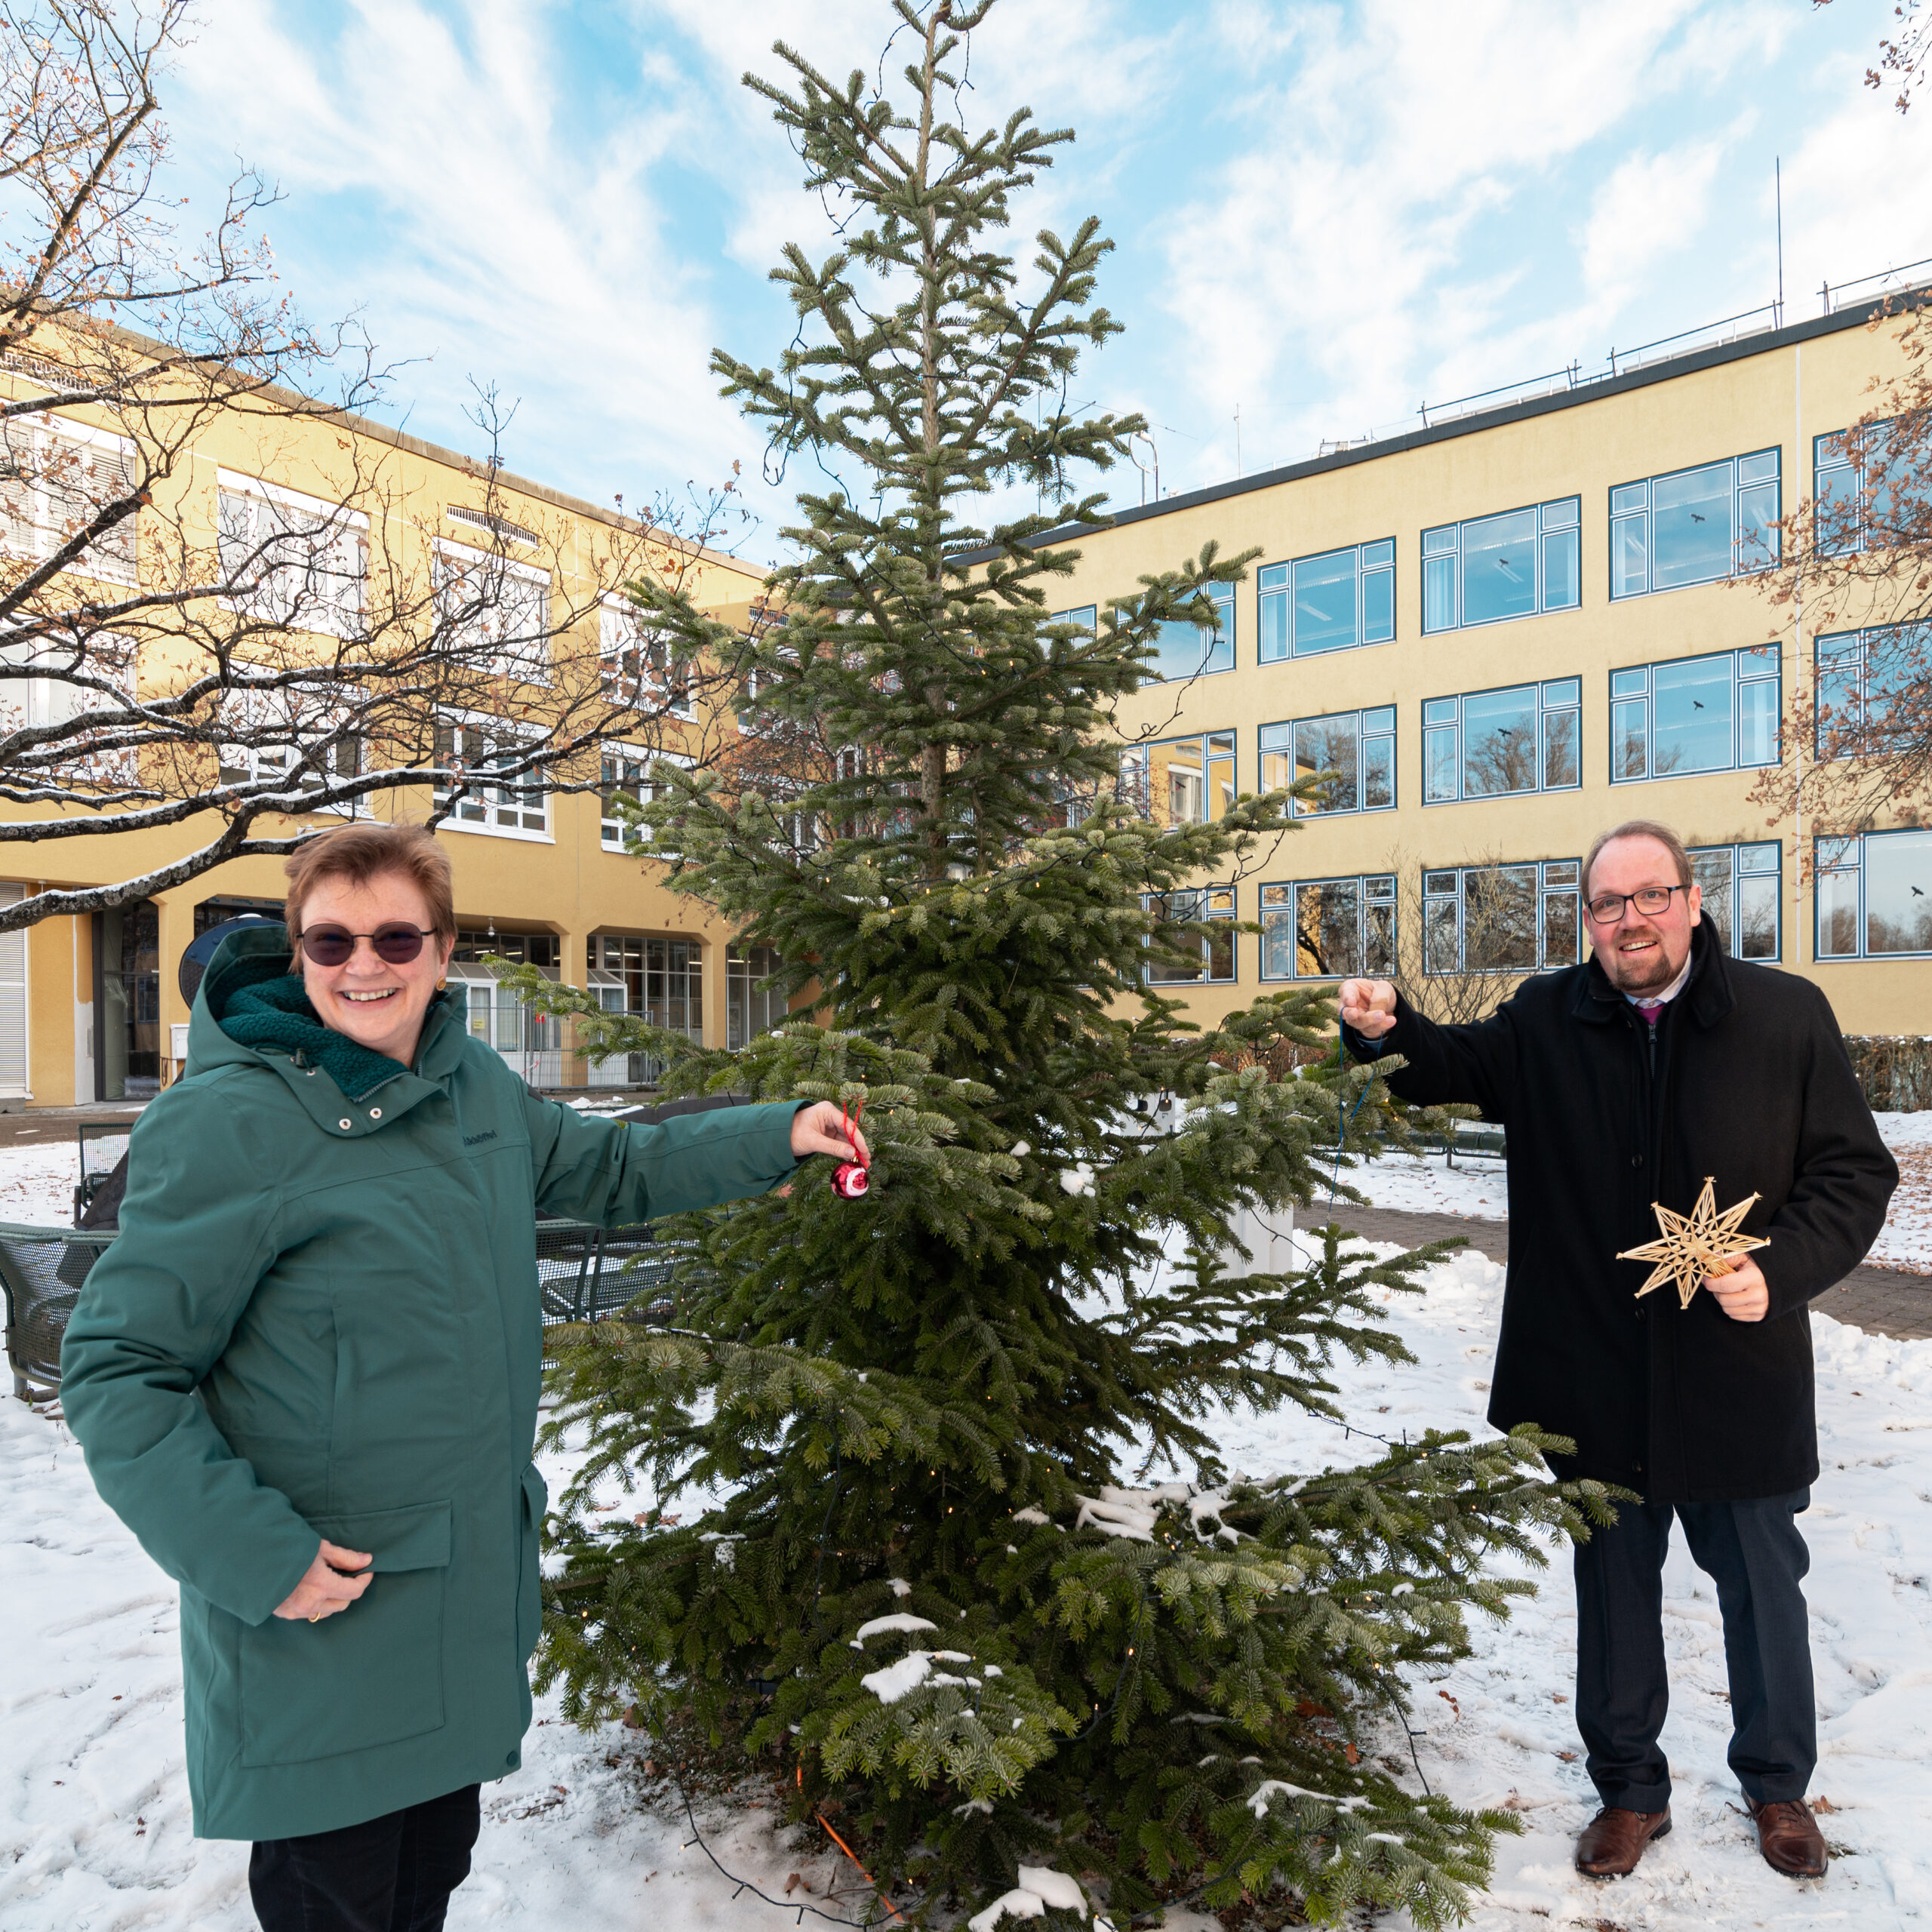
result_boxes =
[1573,1490,1815,1813]
[249,1783,481,1932]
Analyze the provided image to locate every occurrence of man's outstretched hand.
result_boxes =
[791,1100,871,1166]
[1338,977,1398,1040]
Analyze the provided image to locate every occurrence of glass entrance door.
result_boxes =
[96,900,160,1100]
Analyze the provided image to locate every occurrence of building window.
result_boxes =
[598,748,688,850]
[1814,626,1919,758]
[1423,860,1580,974]
[1259,707,1395,816]
[1121,730,1235,826]
[432,537,552,682]
[1815,830,1932,959]
[600,598,694,717]
[1421,497,1579,632]
[216,669,363,801]
[1143,886,1236,983]
[1814,420,1910,555]
[1148,584,1233,681]
[1048,605,1097,632]
[728,943,787,1049]
[1610,449,1780,598]
[1610,647,1780,782]
[588,933,704,1081]
[0,412,137,585]
[215,472,367,636]
[1423,678,1580,804]
[1258,540,1394,660]
[432,715,548,836]
[1259,875,1395,980]
[1689,841,1781,961]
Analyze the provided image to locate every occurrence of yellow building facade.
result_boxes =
[1045,293,1931,1037]
[0,377,777,1110]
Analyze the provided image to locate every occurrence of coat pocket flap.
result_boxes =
[309,1499,452,1573]
[521,1462,548,1519]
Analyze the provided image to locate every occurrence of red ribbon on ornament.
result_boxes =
[830,1095,870,1198]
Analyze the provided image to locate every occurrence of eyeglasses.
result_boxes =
[1584,884,1689,924]
[296,924,435,967]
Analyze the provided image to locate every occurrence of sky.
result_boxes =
[158,0,1932,560]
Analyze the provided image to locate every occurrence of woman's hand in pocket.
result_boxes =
[273,1540,374,1621]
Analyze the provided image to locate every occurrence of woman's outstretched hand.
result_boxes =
[273,1540,373,1621]
[790,1100,870,1166]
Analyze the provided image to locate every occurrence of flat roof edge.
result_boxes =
[1011,286,1930,552]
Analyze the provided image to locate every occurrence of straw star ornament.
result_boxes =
[1617,1177,1770,1309]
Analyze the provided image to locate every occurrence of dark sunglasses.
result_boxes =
[297,924,435,968]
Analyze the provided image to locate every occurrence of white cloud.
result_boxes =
[1138,0,1804,486]
[166,0,751,518]
[1578,132,1734,308]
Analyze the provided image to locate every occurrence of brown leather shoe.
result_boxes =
[1575,1806,1672,1876]
[1749,1798,1827,1878]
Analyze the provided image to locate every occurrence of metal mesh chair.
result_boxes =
[0,1222,117,1400]
[75,1123,132,1223]
[3,1217,695,1398]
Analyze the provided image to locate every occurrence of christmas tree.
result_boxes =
[518,5,1606,1922]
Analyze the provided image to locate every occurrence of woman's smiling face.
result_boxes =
[297,871,455,1066]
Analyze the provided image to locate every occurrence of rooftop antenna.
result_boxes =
[1234,401,1242,478]
[1776,157,1785,323]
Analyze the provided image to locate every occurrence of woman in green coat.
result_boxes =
[60,822,864,1932]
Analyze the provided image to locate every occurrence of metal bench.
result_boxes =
[2,1220,690,1399]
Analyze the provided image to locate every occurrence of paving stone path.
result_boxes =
[1309,1204,1932,1342]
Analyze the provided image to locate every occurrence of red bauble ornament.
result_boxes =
[828,1095,872,1198]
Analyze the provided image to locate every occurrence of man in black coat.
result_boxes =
[1340,819,1895,1884]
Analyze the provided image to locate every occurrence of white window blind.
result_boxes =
[434,537,552,681]
[0,882,26,1094]
[0,414,137,585]
[216,472,367,637]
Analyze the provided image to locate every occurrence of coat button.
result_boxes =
[338,1118,352,1131]
[1630,1155,1641,1168]
[369,1107,382,1119]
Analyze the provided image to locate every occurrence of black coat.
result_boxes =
[1344,925,1897,1503]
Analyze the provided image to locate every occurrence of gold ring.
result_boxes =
[309,1612,321,1623]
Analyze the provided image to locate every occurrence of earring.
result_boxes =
[437,975,448,989]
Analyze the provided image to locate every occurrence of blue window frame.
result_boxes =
[1258,706,1395,817]
[1120,730,1235,829]
[1421,497,1580,632]
[1148,584,1233,681]
[1815,625,1923,758]
[1816,829,1932,959]
[1423,860,1580,974]
[1610,449,1780,597]
[1814,420,1910,555]
[1423,678,1580,804]
[1048,604,1097,632]
[1610,647,1780,782]
[1258,540,1394,661]
[1143,885,1236,983]
[1688,841,1781,961]
[1259,875,1395,980]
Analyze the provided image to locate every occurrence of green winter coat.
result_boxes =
[60,924,802,1841]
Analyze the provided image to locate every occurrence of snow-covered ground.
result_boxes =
[1348,1111,1932,1272]
[5,1232,1930,1929]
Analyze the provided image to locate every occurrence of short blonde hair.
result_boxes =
[1583,819,1694,900]
[283,823,456,943]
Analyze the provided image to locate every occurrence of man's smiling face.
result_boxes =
[1585,834,1702,995]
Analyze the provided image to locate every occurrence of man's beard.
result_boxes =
[1602,924,1684,993]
